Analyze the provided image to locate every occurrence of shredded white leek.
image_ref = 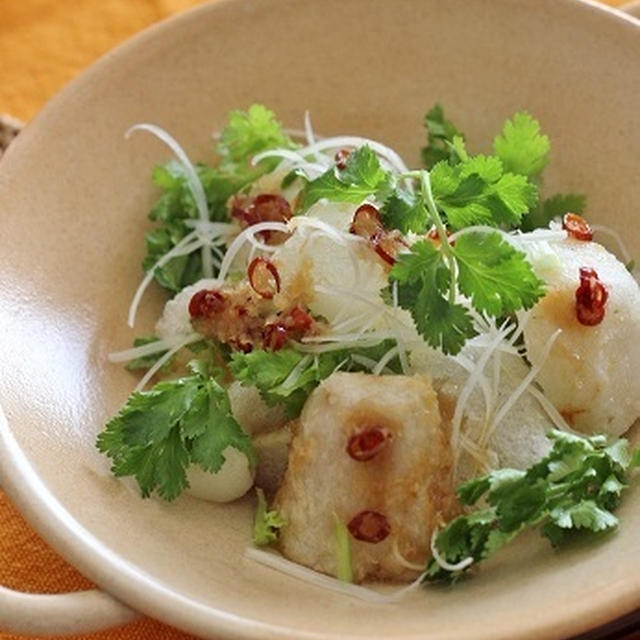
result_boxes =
[294,136,410,176]
[330,311,380,335]
[430,529,474,573]
[459,433,494,476]
[279,354,313,391]
[127,231,199,328]
[125,124,214,279]
[451,352,492,412]
[244,548,424,604]
[291,335,402,354]
[350,354,382,372]
[304,110,316,147]
[451,324,513,465]
[500,356,578,435]
[449,225,568,252]
[250,148,329,177]
[289,215,362,246]
[372,346,400,376]
[302,330,393,345]
[486,329,562,446]
[392,538,427,572]
[215,221,289,283]
[522,382,578,434]
[108,332,200,363]
[134,333,202,391]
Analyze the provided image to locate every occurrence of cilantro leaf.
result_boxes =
[421,104,464,169]
[97,367,254,500]
[217,104,294,167]
[430,156,538,231]
[253,488,286,546]
[381,188,428,234]
[431,162,495,229]
[114,428,190,501]
[299,146,392,211]
[229,348,314,416]
[425,430,638,584]
[549,500,619,532]
[391,231,544,354]
[487,173,538,227]
[420,296,477,356]
[229,341,401,417]
[390,239,448,289]
[391,241,476,355]
[493,112,550,177]
[456,476,491,505]
[452,232,546,316]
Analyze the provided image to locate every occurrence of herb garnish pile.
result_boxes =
[96,103,638,588]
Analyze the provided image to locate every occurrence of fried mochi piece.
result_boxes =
[274,372,456,583]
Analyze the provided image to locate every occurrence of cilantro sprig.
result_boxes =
[144,105,296,292]
[97,361,255,501]
[426,430,640,584]
[390,171,545,355]
[421,105,586,233]
[298,145,392,211]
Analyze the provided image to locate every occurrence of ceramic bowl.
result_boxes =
[0,0,638,638]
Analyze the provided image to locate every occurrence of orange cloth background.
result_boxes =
[0,1,632,639]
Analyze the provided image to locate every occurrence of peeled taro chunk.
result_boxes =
[274,372,457,583]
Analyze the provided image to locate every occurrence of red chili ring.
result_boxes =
[347,510,391,543]
[248,257,281,299]
[346,426,392,462]
[371,231,398,266]
[350,203,383,240]
[575,266,608,326]
[188,289,226,318]
[563,213,593,242]
[262,323,288,351]
[285,306,314,333]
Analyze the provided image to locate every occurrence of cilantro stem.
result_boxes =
[419,171,458,305]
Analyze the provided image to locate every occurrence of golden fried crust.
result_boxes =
[274,372,457,583]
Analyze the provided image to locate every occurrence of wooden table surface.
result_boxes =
[0,1,637,639]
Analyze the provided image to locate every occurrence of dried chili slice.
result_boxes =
[346,427,392,461]
[231,194,292,244]
[371,231,399,265]
[188,289,226,318]
[284,306,314,333]
[575,266,608,326]
[347,510,391,543]
[350,203,383,240]
[563,213,593,242]
[252,194,292,224]
[248,257,281,299]
[349,204,406,266]
[262,323,288,351]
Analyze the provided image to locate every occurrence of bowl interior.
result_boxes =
[0,1,638,638]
